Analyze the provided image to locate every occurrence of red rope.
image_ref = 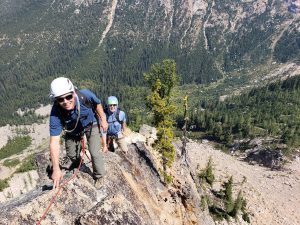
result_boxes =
[36,138,86,225]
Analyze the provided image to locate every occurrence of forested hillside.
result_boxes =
[189,74,300,153]
[0,0,299,126]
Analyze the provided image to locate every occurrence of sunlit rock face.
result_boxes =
[0,129,214,225]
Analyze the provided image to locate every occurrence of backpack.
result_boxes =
[75,89,95,109]
[104,105,123,124]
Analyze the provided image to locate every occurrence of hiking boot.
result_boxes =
[94,177,104,189]
[60,157,73,170]
[79,163,90,173]
[60,157,81,170]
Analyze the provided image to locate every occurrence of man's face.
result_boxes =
[55,92,75,111]
[109,104,117,112]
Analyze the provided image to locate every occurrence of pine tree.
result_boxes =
[223,176,234,214]
[144,59,178,183]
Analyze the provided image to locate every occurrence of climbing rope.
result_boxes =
[36,138,86,225]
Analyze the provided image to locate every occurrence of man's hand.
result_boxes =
[52,169,62,189]
[50,136,62,189]
[102,145,108,153]
[101,120,108,132]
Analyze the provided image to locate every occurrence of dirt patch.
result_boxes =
[187,141,300,225]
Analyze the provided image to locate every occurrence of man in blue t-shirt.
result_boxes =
[104,96,128,154]
[49,77,108,189]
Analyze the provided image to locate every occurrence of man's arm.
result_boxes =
[50,136,62,189]
[120,111,127,135]
[122,121,127,133]
[95,104,108,132]
[101,132,108,153]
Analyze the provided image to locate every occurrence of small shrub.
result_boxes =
[208,204,228,221]
[0,136,31,160]
[198,157,215,186]
[161,170,173,184]
[15,154,37,173]
[207,176,250,223]
[242,212,251,223]
[0,178,10,191]
[3,158,21,168]
[230,190,243,217]
[200,195,207,210]
[223,176,234,214]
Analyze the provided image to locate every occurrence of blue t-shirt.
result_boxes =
[106,109,126,136]
[50,89,101,136]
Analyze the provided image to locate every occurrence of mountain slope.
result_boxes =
[0,0,299,126]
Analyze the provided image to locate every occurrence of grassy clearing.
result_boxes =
[15,154,37,173]
[0,136,31,160]
[3,158,21,168]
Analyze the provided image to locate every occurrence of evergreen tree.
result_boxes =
[144,59,178,184]
[223,176,234,215]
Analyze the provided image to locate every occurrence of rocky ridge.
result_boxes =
[0,125,214,225]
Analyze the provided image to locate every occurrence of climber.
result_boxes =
[104,96,129,154]
[49,77,108,189]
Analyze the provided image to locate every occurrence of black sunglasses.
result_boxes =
[109,104,117,107]
[56,94,73,103]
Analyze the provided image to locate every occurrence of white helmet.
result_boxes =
[50,77,74,98]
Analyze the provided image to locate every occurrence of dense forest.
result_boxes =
[188,75,300,153]
[0,0,299,129]
[274,26,300,63]
[0,1,222,126]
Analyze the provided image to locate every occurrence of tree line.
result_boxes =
[188,75,300,152]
